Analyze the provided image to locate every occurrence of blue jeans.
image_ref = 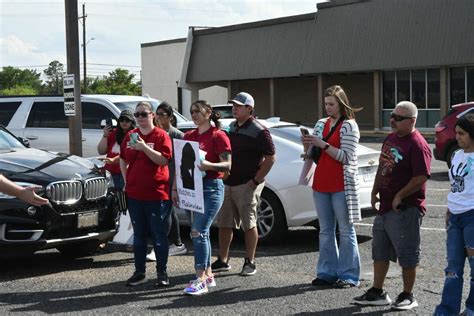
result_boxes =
[434,209,474,316]
[127,198,172,274]
[112,173,124,191]
[187,179,224,271]
[313,191,361,285]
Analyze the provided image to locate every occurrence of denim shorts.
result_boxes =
[372,206,422,268]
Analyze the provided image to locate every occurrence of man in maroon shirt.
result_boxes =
[353,101,432,311]
[211,92,275,276]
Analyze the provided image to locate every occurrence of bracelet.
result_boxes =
[323,143,330,150]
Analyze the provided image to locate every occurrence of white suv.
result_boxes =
[0,94,190,157]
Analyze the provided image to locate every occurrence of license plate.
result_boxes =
[77,212,99,228]
[361,167,376,182]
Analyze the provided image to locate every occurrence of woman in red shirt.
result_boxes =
[97,109,135,190]
[302,85,362,288]
[119,101,173,287]
[172,100,231,296]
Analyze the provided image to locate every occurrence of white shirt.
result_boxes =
[447,150,474,214]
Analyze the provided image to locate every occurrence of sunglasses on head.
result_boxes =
[390,112,413,122]
[156,112,168,117]
[134,111,151,118]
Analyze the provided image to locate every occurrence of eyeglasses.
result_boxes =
[390,112,413,122]
[133,111,151,118]
[119,118,132,123]
[156,112,168,117]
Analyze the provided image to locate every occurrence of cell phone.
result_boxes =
[300,127,309,136]
[129,133,138,145]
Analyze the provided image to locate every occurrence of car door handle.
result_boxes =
[26,135,38,140]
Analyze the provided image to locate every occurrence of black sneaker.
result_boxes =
[240,258,256,276]
[211,256,231,272]
[353,287,392,306]
[125,271,147,286]
[391,292,418,310]
[311,278,335,286]
[156,271,169,287]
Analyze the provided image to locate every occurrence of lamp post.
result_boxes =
[82,36,94,94]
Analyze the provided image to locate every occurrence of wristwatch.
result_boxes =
[323,143,330,150]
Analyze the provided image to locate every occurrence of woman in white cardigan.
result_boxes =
[302,85,362,288]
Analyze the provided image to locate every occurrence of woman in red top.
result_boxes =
[302,85,362,288]
[119,101,173,287]
[172,100,231,296]
[97,109,135,190]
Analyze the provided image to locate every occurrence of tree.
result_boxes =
[88,68,141,95]
[42,60,64,95]
[1,85,38,96]
[0,66,42,95]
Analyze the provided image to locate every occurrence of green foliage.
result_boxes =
[42,60,65,94]
[1,85,38,96]
[88,68,141,95]
[0,62,141,96]
[0,66,42,94]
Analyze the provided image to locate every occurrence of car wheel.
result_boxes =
[446,144,460,168]
[257,188,288,244]
[57,241,101,258]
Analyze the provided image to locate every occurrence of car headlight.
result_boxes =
[105,170,114,189]
[0,182,45,199]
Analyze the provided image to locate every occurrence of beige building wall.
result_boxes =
[141,40,227,111]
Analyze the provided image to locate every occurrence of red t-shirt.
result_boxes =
[184,126,231,179]
[378,130,432,214]
[120,127,172,201]
[105,129,121,175]
[313,119,344,192]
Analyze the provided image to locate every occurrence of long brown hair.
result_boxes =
[325,85,363,119]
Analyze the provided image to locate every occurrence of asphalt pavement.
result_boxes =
[0,141,467,315]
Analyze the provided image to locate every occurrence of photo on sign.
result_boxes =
[173,139,204,213]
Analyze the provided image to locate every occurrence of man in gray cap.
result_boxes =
[212,92,276,276]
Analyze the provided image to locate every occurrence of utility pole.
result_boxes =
[79,3,87,94]
[65,0,83,156]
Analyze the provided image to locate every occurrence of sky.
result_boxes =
[0,0,325,82]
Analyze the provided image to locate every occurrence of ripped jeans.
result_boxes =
[434,209,474,316]
[187,179,224,272]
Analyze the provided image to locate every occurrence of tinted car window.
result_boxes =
[27,102,68,128]
[83,102,115,129]
[0,102,21,126]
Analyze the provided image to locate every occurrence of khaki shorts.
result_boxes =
[217,181,264,231]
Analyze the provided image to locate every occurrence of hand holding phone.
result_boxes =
[300,127,310,159]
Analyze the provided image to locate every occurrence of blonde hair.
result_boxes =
[325,85,363,119]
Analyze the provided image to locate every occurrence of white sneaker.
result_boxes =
[169,243,187,256]
[146,249,156,261]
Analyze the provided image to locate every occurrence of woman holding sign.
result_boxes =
[119,101,173,287]
[172,100,231,296]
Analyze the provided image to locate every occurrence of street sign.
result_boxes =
[63,74,76,116]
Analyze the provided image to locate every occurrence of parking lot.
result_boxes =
[0,141,467,315]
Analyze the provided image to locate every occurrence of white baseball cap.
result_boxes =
[229,92,254,108]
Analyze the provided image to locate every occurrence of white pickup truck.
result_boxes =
[0,94,189,157]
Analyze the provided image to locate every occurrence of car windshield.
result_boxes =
[269,125,312,145]
[0,128,25,150]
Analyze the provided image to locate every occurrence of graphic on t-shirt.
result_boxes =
[450,161,470,193]
[111,143,120,155]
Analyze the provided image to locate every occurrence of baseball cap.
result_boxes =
[229,92,254,108]
[119,109,134,121]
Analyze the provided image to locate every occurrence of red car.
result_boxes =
[434,102,474,166]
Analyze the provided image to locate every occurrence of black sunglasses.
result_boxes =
[134,111,151,118]
[119,117,132,123]
[390,112,413,122]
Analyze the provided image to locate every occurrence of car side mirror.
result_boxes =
[18,137,30,148]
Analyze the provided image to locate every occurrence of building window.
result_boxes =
[382,69,440,129]
[450,66,474,105]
